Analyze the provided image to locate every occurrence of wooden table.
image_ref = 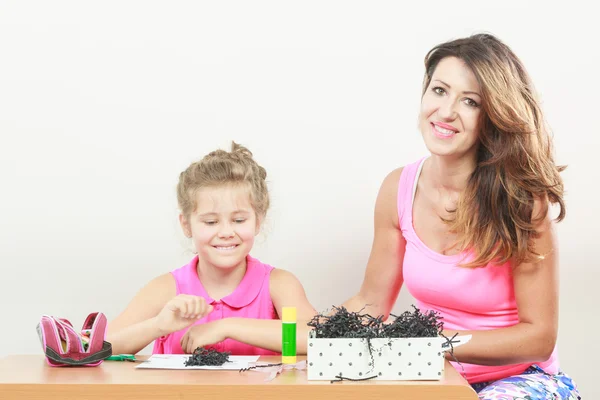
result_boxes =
[0,355,478,399]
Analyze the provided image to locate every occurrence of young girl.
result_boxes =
[107,142,316,356]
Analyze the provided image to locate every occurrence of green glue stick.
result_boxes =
[282,307,297,364]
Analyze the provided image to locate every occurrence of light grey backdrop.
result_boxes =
[1,1,596,397]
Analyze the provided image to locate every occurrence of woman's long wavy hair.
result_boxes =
[422,34,565,268]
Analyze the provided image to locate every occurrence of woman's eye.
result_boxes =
[464,98,479,108]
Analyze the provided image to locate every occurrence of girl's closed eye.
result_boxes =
[234,218,246,224]
[204,220,218,226]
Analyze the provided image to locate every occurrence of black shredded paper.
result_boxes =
[184,347,231,367]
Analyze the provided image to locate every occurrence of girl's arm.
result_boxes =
[107,273,212,354]
[106,274,175,355]
[227,268,317,353]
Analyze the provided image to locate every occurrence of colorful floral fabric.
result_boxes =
[471,365,581,399]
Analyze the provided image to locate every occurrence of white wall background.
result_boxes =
[1,1,597,397]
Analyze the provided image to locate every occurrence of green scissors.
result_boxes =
[106,354,141,362]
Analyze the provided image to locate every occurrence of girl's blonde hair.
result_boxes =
[177,141,269,220]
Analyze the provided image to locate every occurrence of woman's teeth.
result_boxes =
[434,124,456,136]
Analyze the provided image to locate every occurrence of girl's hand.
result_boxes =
[180,320,228,354]
[153,295,213,335]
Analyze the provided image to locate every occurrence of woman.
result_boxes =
[342,34,580,399]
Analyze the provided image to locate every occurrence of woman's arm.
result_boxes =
[445,201,559,365]
[342,167,406,319]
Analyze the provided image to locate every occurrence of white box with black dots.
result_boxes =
[306,333,471,381]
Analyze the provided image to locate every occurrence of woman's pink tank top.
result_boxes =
[399,157,559,384]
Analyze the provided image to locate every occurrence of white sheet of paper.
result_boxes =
[135,354,261,370]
